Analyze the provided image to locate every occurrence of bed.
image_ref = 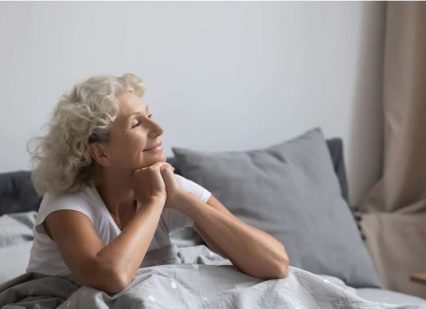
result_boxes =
[0,127,425,308]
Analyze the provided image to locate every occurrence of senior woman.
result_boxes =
[26,73,289,294]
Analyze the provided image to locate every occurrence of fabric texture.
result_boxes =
[360,2,426,299]
[0,171,42,216]
[26,175,211,277]
[361,213,426,299]
[356,287,426,307]
[169,138,350,205]
[1,244,425,309]
[0,211,37,285]
[0,272,79,309]
[0,211,36,248]
[0,242,33,285]
[172,127,381,288]
[168,137,355,247]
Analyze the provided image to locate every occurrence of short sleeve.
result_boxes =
[162,174,212,234]
[35,190,98,234]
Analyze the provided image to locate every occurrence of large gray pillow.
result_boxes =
[172,127,381,288]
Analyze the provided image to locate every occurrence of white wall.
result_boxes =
[0,2,386,206]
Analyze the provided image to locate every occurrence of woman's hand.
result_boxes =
[159,164,186,209]
[132,161,171,205]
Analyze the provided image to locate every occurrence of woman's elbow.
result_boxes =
[101,270,130,294]
[79,264,132,294]
[252,255,289,280]
[272,253,290,279]
[276,262,289,279]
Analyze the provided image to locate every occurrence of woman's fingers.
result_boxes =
[160,165,175,186]
[133,162,171,177]
[160,164,184,210]
[131,162,174,204]
[160,164,175,173]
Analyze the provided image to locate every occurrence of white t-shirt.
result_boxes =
[26,174,211,277]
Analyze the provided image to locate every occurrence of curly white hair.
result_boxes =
[28,73,145,195]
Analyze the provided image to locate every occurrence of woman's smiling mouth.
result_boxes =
[144,142,162,152]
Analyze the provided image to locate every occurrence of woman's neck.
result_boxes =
[92,167,134,217]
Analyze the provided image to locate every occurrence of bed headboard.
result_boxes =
[0,138,348,216]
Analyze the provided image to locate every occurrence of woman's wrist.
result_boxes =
[139,195,166,208]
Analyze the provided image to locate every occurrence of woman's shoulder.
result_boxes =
[42,185,90,201]
[37,185,102,226]
[40,185,98,209]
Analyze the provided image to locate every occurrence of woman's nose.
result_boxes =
[147,118,164,137]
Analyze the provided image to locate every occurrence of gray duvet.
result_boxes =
[1,244,425,309]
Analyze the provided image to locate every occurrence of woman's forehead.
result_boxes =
[117,92,149,116]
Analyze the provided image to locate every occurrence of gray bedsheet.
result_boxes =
[1,244,425,309]
[356,289,426,307]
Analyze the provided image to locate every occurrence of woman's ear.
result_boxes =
[87,143,111,167]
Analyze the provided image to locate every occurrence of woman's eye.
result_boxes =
[131,114,152,129]
[131,121,141,129]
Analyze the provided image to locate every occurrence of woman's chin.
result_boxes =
[141,153,166,167]
[155,152,166,162]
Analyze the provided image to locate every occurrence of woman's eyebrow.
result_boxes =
[126,105,150,120]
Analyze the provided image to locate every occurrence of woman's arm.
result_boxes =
[44,162,173,294]
[45,196,165,294]
[175,193,289,279]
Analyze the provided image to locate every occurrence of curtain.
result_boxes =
[359,2,426,299]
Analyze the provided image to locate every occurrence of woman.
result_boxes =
[27,73,289,294]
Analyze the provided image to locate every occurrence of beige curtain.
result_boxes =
[360,2,426,299]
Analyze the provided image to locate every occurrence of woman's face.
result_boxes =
[105,91,166,171]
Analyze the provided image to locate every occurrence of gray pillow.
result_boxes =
[172,127,381,288]
[0,211,36,248]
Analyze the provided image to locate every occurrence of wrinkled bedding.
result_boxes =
[1,244,425,309]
